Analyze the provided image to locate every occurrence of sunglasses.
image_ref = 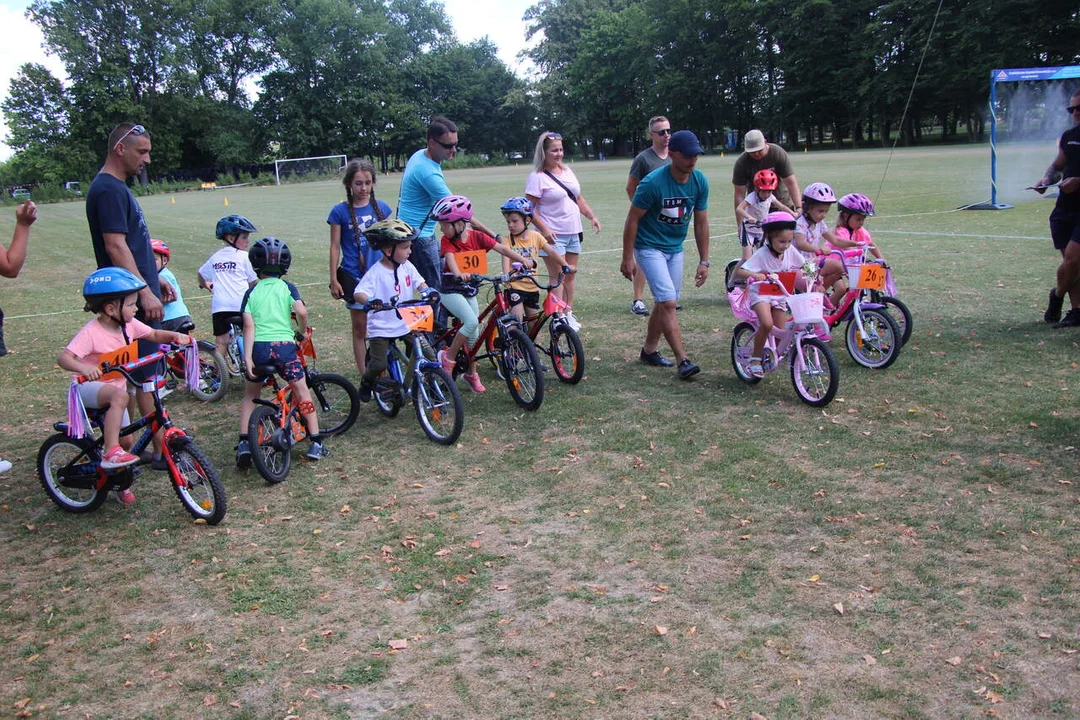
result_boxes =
[652,128,672,136]
[1069,105,1080,114]
[436,139,458,150]
[546,132,562,140]
[114,124,147,149]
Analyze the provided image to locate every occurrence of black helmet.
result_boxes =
[366,219,418,251]
[249,236,292,275]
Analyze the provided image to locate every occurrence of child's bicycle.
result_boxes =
[818,252,903,370]
[246,327,360,483]
[486,271,586,385]
[38,345,227,524]
[728,277,840,407]
[866,263,912,346]
[160,319,229,402]
[366,297,465,445]
[220,315,245,379]
[432,269,546,410]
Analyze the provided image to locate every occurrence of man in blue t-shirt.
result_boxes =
[620,130,711,380]
[398,116,497,291]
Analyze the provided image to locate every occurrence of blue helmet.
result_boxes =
[82,267,146,311]
[215,214,257,241]
[500,196,534,217]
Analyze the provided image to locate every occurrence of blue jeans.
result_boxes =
[411,235,442,292]
[634,247,684,303]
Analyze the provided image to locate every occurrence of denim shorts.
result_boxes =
[634,247,684,303]
[541,232,583,256]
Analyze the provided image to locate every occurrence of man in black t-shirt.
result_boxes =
[1039,90,1080,328]
[732,129,802,219]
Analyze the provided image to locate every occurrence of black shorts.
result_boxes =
[505,289,540,311]
[1049,208,1080,251]
[212,311,243,337]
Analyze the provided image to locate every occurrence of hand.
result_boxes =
[159,278,176,304]
[1061,177,1080,195]
[590,216,602,233]
[139,287,164,322]
[529,257,539,270]
[85,365,103,381]
[329,279,343,299]
[202,281,213,292]
[695,262,709,288]
[15,201,36,226]
[620,256,636,281]
[177,334,193,346]
[294,330,306,343]
[367,298,385,310]
[561,264,573,276]
[421,288,440,303]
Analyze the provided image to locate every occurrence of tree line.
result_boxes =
[2,0,1078,187]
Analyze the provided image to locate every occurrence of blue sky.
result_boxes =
[0,0,538,160]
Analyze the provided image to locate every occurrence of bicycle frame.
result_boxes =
[821,252,888,337]
[736,279,821,374]
[433,278,517,367]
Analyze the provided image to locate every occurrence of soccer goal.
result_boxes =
[273,154,347,185]
[967,66,1080,210]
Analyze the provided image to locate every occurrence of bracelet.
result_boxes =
[698,260,711,267]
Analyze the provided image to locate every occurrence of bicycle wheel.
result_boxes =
[550,323,586,384]
[412,367,464,445]
[37,433,107,513]
[189,341,228,402]
[308,372,359,436]
[730,321,762,385]
[501,326,545,410]
[224,338,243,377]
[169,439,226,525]
[878,295,913,346]
[790,336,840,407]
[374,373,405,418]
[249,405,291,484]
[845,308,901,370]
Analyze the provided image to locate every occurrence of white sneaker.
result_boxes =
[0,458,11,474]
[565,312,582,331]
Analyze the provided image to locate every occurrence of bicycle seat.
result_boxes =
[226,314,244,329]
[250,365,278,380]
[176,320,196,334]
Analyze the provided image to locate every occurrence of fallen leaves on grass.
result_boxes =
[945,656,962,666]
[388,639,407,650]
[654,625,668,636]
[833,602,844,615]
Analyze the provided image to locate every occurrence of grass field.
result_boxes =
[0,145,1077,719]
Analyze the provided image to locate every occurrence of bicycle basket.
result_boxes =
[786,292,825,323]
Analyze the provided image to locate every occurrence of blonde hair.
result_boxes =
[648,115,669,132]
[532,131,563,173]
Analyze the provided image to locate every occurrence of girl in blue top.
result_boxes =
[328,158,393,376]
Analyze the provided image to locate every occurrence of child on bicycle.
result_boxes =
[736,169,795,259]
[58,268,193,500]
[499,196,572,323]
[152,239,194,333]
[734,212,807,378]
[792,182,842,297]
[197,215,258,362]
[431,195,534,393]
[819,193,884,304]
[236,236,328,466]
[352,219,438,402]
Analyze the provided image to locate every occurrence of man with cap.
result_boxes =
[620,129,711,380]
[732,129,801,221]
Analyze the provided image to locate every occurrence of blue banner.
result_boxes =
[993,67,1080,82]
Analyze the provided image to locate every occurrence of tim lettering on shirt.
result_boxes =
[659,197,691,225]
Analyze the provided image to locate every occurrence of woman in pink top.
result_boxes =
[525,131,602,331]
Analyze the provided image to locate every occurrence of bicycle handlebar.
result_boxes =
[75,343,190,384]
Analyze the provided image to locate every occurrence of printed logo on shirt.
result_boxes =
[214,261,239,271]
[658,197,691,225]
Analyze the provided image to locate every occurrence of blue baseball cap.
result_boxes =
[669,130,704,156]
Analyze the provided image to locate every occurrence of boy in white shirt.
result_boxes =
[197,214,258,360]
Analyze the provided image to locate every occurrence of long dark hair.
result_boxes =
[343,158,387,273]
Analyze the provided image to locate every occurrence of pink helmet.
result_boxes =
[803,182,836,204]
[432,195,473,222]
[838,193,875,217]
[761,211,797,233]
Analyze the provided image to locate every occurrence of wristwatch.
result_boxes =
[698,260,711,267]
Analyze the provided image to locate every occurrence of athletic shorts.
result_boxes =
[1049,208,1080,251]
[505,289,540,311]
[251,340,304,382]
[212,311,242,337]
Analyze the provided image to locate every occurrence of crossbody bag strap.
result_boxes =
[543,169,577,202]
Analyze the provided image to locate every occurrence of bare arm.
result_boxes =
[242,313,255,372]
[329,224,344,299]
[492,243,534,269]
[576,194,602,233]
[733,184,748,212]
[0,201,35,278]
[292,299,308,334]
[469,217,497,237]
[620,205,646,280]
[782,175,802,211]
[626,177,640,201]
[103,231,163,321]
[770,196,795,215]
[57,348,102,380]
[693,210,710,288]
[525,194,556,243]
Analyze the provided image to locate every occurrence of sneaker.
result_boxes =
[113,488,136,506]
[747,357,765,378]
[815,325,832,342]
[630,299,649,316]
[305,441,330,460]
[0,458,11,474]
[1053,308,1080,329]
[640,348,674,367]
[101,445,140,471]
[1045,288,1065,323]
[677,359,700,379]
[675,303,683,311]
[235,440,252,469]
[150,455,169,471]
[358,381,373,403]
[438,348,455,375]
[564,312,582,331]
[462,372,486,393]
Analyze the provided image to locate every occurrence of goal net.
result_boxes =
[970,67,1080,210]
[273,155,347,185]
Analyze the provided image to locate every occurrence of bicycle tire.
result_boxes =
[412,367,464,445]
[169,440,227,525]
[845,308,901,370]
[501,326,545,410]
[189,341,228,402]
[249,405,291,484]
[308,372,359,436]
[876,294,913,346]
[374,373,405,418]
[730,321,762,385]
[790,336,840,407]
[224,338,243,378]
[549,323,586,384]
[37,433,107,513]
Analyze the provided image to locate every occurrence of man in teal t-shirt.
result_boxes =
[620,130,711,380]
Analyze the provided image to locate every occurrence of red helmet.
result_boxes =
[753,169,779,191]
[150,238,171,260]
